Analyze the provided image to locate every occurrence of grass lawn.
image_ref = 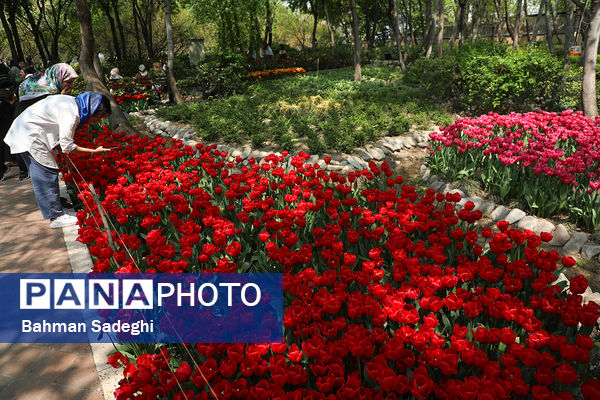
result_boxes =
[156,65,454,154]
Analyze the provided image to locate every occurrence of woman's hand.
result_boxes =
[94,146,113,153]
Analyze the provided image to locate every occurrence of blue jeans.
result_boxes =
[20,152,63,220]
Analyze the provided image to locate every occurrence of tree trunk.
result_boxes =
[145,2,155,59]
[20,1,51,64]
[323,1,336,49]
[0,2,19,61]
[73,0,136,135]
[309,0,318,48]
[424,0,436,57]
[131,0,142,58]
[548,0,562,45]
[457,0,467,51]
[163,0,183,104]
[450,1,461,49]
[513,0,523,48]
[436,0,444,57]
[418,0,426,43]
[98,0,121,59]
[393,0,406,70]
[112,0,127,58]
[350,0,361,81]
[405,0,416,45]
[524,0,531,42]
[472,0,485,43]
[545,0,556,54]
[530,0,545,46]
[6,1,24,61]
[564,0,575,67]
[132,0,154,59]
[503,0,514,38]
[583,0,600,117]
[264,0,273,48]
[493,0,506,43]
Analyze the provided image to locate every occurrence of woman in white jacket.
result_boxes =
[4,92,111,228]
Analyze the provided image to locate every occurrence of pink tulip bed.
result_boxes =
[428,110,600,231]
[59,124,600,399]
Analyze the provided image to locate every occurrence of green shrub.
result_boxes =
[194,49,250,98]
[403,42,579,114]
[388,114,410,135]
[403,55,459,102]
[459,46,565,113]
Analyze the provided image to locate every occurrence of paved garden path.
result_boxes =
[0,167,105,400]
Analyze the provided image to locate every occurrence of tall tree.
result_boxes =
[435,0,444,57]
[582,0,600,117]
[163,0,183,104]
[5,0,24,61]
[111,0,127,57]
[131,0,143,58]
[73,0,135,134]
[471,0,486,43]
[132,0,156,59]
[513,0,523,48]
[530,0,546,45]
[564,0,575,68]
[544,0,556,54]
[98,0,122,59]
[265,0,273,49]
[493,0,506,43]
[42,0,72,62]
[0,0,19,61]
[423,0,437,57]
[457,0,467,51]
[19,0,54,63]
[323,0,335,49]
[393,0,406,70]
[350,0,361,81]
[309,0,318,47]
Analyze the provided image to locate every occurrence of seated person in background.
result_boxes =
[109,67,123,81]
[108,67,124,91]
[135,64,152,90]
[152,60,167,94]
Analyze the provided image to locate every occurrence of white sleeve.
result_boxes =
[58,104,80,153]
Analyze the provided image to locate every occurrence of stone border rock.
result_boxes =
[130,109,430,175]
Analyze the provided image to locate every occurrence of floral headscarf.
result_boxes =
[18,63,78,101]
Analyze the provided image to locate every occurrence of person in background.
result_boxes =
[19,65,35,81]
[4,92,112,228]
[16,62,78,118]
[109,67,123,81]
[0,63,28,181]
[135,64,152,90]
[9,60,21,84]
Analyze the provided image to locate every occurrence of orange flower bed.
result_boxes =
[248,67,306,79]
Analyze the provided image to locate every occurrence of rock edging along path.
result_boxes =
[130,109,430,174]
[130,109,600,266]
